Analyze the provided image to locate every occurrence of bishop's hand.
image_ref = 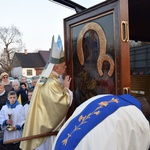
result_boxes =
[63,75,72,89]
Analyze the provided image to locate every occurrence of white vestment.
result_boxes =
[52,94,150,150]
[0,104,24,142]
[22,103,29,119]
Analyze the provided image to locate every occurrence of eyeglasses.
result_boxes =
[3,76,8,79]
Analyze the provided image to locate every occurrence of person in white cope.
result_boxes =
[20,35,73,150]
[0,91,24,150]
[52,94,150,150]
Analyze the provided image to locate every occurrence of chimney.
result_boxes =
[24,49,28,55]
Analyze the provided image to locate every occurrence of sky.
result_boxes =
[0,0,105,52]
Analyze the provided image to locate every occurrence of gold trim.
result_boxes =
[77,22,114,77]
[123,87,130,94]
[62,98,119,146]
[121,21,129,42]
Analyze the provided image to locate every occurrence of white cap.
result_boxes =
[50,35,64,64]
[37,35,64,85]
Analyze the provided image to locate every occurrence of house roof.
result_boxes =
[13,50,50,68]
[39,50,50,64]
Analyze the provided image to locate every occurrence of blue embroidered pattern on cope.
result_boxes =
[39,76,47,83]
[54,94,141,150]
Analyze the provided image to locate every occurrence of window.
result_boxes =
[27,69,33,76]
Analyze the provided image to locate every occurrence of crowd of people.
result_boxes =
[0,35,73,150]
[0,35,150,150]
[0,73,38,150]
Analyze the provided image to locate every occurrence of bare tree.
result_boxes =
[0,25,24,75]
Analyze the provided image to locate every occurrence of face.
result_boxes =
[32,79,38,87]
[89,30,96,40]
[28,92,33,101]
[13,84,20,91]
[21,77,27,82]
[55,62,66,75]
[2,75,8,82]
[21,84,26,90]
[8,94,17,105]
[0,85,5,94]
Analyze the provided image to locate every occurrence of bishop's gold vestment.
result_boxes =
[20,73,71,150]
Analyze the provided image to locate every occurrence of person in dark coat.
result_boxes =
[28,76,39,91]
[11,80,28,106]
[20,82,28,96]
[0,83,8,110]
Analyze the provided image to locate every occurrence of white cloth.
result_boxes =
[22,103,29,119]
[36,136,56,150]
[52,94,150,150]
[0,104,24,142]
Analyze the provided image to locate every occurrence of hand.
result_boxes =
[6,119,12,125]
[12,126,17,131]
[63,75,72,89]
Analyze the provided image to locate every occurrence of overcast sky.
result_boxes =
[0,0,105,52]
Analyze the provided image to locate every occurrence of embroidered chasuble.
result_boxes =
[52,94,150,150]
[20,73,71,150]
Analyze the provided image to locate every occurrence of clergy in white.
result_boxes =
[52,94,150,150]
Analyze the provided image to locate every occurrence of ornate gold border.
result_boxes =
[77,22,114,77]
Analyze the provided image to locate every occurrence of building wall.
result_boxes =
[130,44,150,75]
[11,67,22,78]
[22,68,36,78]
[130,44,150,98]
[131,75,150,97]
[11,67,36,78]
